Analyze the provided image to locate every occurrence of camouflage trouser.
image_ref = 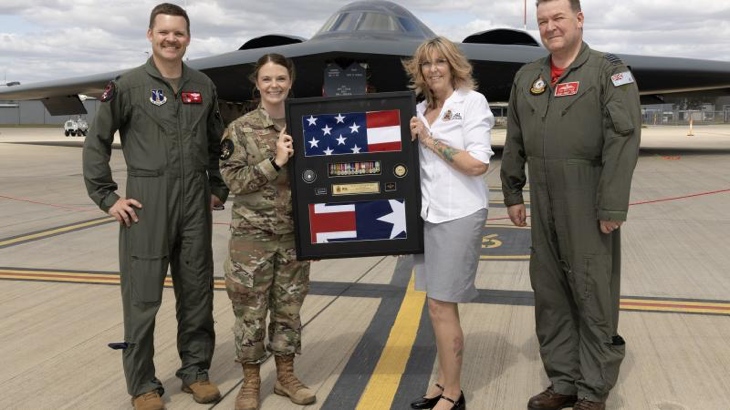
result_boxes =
[224,230,310,364]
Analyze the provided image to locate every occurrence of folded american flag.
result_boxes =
[302,110,402,157]
[308,199,407,244]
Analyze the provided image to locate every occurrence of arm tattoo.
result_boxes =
[432,139,461,163]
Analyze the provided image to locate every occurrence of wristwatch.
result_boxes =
[269,156,281,171]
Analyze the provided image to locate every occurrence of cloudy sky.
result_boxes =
[1,0,729,85]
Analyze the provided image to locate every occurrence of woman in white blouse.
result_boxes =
[403,36,495,410]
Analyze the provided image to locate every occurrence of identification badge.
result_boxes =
[555,81,580,97]
[149,89,167,106]
[611,71,635,87]
[181,91,202,104]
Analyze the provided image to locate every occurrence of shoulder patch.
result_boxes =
[220,139,234,160]
[611,71,635,87]
[100,81,116,102]
[604,53,624,67]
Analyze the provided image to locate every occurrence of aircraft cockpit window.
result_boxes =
[356,12,400,31]
[321,12,362,32]
[397,17,425,35]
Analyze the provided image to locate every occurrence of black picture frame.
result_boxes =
[285,91,423,260]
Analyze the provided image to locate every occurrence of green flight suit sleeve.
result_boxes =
[501,74,528,207]
[597,62,641,221]
[206,88,229,202]
[82,81,126,213]
[219,121,279,195]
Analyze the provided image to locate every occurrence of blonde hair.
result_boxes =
[402,36,476,109]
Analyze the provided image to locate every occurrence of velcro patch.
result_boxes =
[611,71,635,87]
[100,81,116,102]
[555,81,580,97]
[181,91,202,104]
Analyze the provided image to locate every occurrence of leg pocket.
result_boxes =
[130,256,168,303]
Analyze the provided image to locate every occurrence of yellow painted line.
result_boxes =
[480,255,530,260]
[0,269,228,290]
[0,217,114,247]
[356,273,425,410]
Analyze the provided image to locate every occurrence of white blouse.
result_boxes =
[416,88,495,223]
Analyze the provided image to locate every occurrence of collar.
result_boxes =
[252,105,276,129]
[542,42,591,85]
[144,57,190,88]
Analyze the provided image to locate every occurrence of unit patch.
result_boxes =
[220,139,234,160]
[530,76,546,95]
[181,91,202,104]
[555,81,580,97]
[611,71,635,87]
[100,81,116,102]
[149,89,167,106]
[443,110,452,121]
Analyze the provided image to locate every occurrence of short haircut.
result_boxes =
[149,3,190,34]
[536,0,582,12]
[402,36,476,109]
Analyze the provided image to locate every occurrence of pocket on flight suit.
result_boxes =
[126,172,169,304]
[606,100,635,136]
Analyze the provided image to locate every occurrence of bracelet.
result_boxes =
[269,156,281,171]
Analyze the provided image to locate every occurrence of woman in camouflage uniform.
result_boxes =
[219,54,314,410]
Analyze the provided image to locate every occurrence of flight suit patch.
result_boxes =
[100,81,116,102]
[555,81,580,97]
[611,71,635,87]
[181,91,202,104]
[149,89,167,106]
[220,139,234,160]
[530,76,546,95]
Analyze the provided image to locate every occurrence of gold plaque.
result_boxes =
[332,182,380,196]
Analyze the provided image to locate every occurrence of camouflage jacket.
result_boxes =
[220,106,293,234]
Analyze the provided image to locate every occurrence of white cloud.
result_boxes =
[1,0,729,84]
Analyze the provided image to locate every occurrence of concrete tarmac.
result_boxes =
[1,125,729,409]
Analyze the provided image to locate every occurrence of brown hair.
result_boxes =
[402,37,476,109]
[248,53,296,86]
[149,3,190,34]
[536,0,582,13]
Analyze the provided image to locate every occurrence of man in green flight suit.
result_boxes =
[500,0,640,409]
[82,3,228,410]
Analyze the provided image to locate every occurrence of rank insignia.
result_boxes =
[100,81,116,102]
[443,110,452,121]
[530,77,546,95]
[149,89,167,106]
[220,139,234,160]
[181,91,202,104]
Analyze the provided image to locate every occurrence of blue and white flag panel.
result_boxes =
[302,110,402,157]
[308,199,407,244]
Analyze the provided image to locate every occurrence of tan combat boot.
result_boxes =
[273,355,316,405]
[182,379,221,403]
[235,363,261,410]
[131,391,165,410]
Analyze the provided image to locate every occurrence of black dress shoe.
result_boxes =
[439,391,466,410]
[410,383,444,409]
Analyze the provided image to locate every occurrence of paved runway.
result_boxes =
[1,125,729,409]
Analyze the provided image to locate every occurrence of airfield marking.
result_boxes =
[3,267,730,317]
[0,216,115,248]
[356,273,425,410]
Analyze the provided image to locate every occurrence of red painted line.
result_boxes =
[629,189,730,206]
[621,301,730,311]
[0,194,97,213]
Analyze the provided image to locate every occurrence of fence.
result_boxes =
[642,109,730,126]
